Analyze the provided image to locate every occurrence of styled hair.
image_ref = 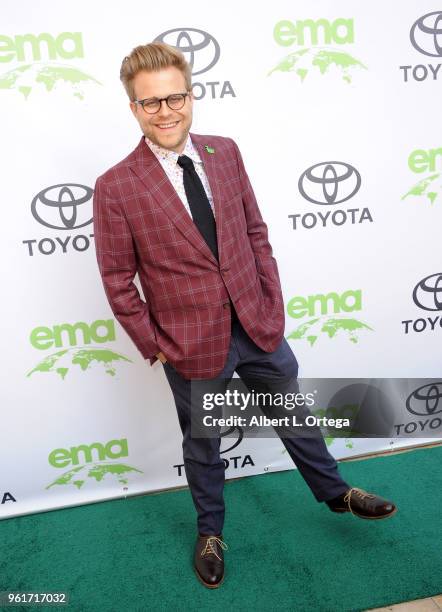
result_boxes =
[120,42,192,100]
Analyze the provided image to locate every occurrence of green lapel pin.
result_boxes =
[205,145,215,154]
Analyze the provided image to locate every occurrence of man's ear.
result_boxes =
[129,101,137,117]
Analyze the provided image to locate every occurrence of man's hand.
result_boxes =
[156,351,167,364]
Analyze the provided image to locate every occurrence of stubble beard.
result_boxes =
[148,122,191,154]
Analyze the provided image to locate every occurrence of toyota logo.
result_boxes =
[298,162,361,205]
[220,426,243,454]
[406,383,442,416]
[31,184,93,230]
[154,28,220,75]
[410,11,442,57]
[412,273,442,311]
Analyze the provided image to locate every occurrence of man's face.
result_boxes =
[130,66,193,154]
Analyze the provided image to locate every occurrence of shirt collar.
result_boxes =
[144,134,202,166]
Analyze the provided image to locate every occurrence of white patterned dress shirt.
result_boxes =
[144,135,216,219]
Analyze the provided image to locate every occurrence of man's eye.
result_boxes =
[144,100,159,108]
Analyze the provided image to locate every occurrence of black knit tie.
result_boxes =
[177,155,219,261]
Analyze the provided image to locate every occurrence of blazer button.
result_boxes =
[223,302,230,309]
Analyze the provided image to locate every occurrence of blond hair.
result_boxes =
[120,42,191,100]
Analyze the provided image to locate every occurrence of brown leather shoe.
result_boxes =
[194,534,227,588]
[326,487,397,519]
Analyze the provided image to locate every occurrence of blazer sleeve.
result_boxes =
[230,138,284,298]
[93,176,160,363]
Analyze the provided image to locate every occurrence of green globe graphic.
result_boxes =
[313,408,356,447]
[401,173,441,206]
[287,316,373,346]
[27,347,132,380]
[282,407,355,451]
[323,436,354,448]
[283,436,353,449]
[46,462,143,490]
[283,432,354,450]
[268,47,367,83]
[0,62,101,99]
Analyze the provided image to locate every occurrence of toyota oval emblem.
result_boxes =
[31,183,93,230]
[154,28,220,75]
[410,11,442,57]
[220,426,243,454]
[406,383,442,416]
[412,273,442,311]
[298,161,361,205]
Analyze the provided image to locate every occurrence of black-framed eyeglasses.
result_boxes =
[133,92,191,114]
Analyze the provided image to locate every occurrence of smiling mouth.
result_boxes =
[156,121,179,130]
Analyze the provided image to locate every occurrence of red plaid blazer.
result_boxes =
[93,133,285,379]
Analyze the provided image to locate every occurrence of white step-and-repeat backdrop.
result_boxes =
[2,1,441,519]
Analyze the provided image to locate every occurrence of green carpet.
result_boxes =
[1,445,441,612]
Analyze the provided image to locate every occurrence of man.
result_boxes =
[93,42,397,589]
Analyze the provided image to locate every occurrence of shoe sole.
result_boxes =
[353,506,398,519]
[194,566,224,589]
[332,507,398,519]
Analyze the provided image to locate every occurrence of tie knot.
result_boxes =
[177,154,194,171]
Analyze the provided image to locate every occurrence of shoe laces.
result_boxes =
[201,536,228,561]
[343,487,376,513]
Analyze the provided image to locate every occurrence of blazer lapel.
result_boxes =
[130,136,219,266]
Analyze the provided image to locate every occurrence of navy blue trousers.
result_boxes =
[162,317,350,535]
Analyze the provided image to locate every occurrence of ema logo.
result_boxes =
[286,289,373,346]
[0,32,100,99]
[402,273,442,335]
[46,438,143,490]
[269,17,367,83]
[401,147,442,206]
[290,161,373,230]
[23,183,95,257]
[27,319,132,380]
[154,28,235,100]
[400,11,442,83]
